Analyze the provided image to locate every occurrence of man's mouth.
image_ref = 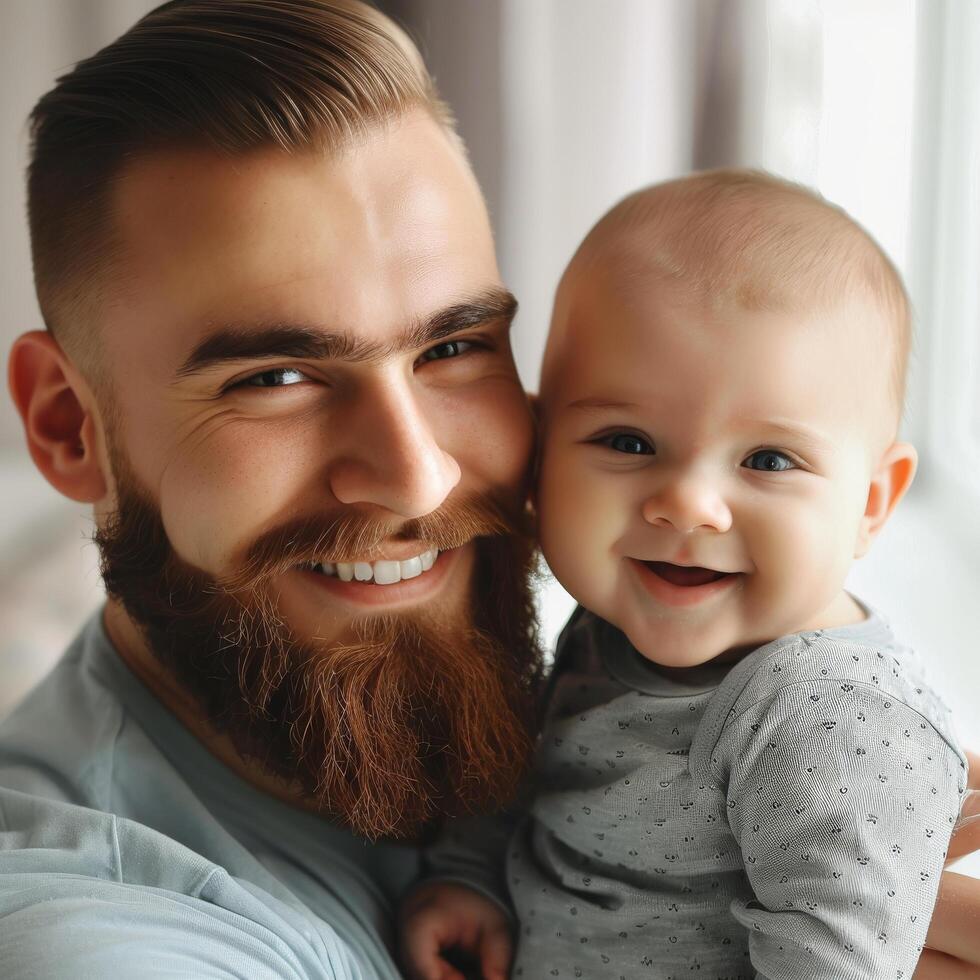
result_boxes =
[645,561,731,587]
[302,548,440,586]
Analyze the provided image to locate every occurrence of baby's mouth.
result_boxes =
[645,562,732,587]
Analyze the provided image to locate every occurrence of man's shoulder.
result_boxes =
[0,774,359,979]
[0,617,222,899]
[0,759,301,975]
[0,620,404,980]
[0,864,347,979]
[0,614,129,810]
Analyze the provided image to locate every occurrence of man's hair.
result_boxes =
[570,169,912,417]
[27,0,453,375]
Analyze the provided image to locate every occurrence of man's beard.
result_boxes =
[94,460,543,840]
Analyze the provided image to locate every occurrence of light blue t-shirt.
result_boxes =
[0,610,418,979]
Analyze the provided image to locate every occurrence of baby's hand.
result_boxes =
[399,881,513,980]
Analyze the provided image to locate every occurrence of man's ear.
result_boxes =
[8,330,108,504]
[854,441,918,558]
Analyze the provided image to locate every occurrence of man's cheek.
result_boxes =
[157,454,306,572]
[455,387,535,495]
[200,408,354,543]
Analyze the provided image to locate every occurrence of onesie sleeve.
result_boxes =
[414,808,522,916]
[713,678,965,980]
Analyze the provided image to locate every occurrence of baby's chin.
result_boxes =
[621,621,759,672]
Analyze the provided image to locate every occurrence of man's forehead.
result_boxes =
[113,118,467,273]
[116,145,328,251]
[103,112,499,366]
[113,147,354,317]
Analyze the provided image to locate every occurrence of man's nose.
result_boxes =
[640,471,733,534]
[328,379,461,519]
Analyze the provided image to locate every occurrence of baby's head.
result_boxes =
[537,169,916,668]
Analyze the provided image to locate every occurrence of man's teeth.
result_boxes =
[311,549,439,585]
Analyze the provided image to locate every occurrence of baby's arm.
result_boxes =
[718,679,965,979]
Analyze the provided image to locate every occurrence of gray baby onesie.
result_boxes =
[426,601,966,979]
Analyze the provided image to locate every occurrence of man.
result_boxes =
[2,1,978,977]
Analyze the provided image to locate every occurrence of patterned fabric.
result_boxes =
[432,603,967,980]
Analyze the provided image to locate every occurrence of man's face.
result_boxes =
[92,111,540,837]
[101,109,534,645]
[538,265,888,669]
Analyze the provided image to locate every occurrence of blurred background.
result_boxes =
[1,0,978,771]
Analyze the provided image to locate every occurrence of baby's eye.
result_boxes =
[239,367,308,388]
[417,340,475,364]
[603,433,655,456]
[743,450,796,472]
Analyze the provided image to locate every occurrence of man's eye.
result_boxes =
[417,340,474,364]
[602,433,655,455]
[239,367,308,388]
[743,450,795,472]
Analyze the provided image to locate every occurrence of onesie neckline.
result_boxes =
[598,594,892,697]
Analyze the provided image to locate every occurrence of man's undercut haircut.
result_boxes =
[574,169,912,418]
[27,0,454,376]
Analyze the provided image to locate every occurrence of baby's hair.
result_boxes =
[572,169,911,421]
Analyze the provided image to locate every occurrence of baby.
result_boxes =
[400,170,967,980]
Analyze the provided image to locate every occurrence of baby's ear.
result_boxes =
[854,441,918,558]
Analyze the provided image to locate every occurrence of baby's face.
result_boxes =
[537,265,894,667]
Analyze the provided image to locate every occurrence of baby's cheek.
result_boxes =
[536,451,618,610]
[745,497,853,612]
[536,452,583,572]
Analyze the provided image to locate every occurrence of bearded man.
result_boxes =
[3,2,979,978]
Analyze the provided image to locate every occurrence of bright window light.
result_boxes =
[816,0,916,274]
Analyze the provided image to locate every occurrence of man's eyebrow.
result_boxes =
[174,287,518,380]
